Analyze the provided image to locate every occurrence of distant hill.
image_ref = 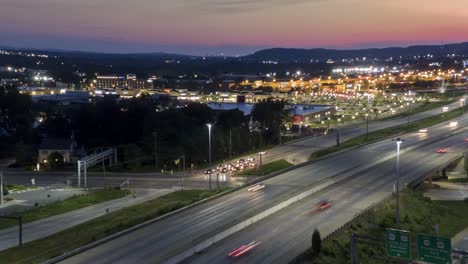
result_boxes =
[243,42,468,62]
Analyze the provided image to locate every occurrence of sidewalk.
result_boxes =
[0,188,174,251]
[0,187,86,216]
[452,226,468,252]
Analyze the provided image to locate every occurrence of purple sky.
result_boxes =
[1,0,468,56]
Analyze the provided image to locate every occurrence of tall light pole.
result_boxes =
[365,113,369,140]
[229,128,232,161]
[207,124,212,191]
[153,132,158,169]
[0,171,3,205]
[392,138,404,228]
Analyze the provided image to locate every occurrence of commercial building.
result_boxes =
[95,75,150,90]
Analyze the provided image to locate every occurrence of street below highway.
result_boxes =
[2,99,463,191]
[59,109,468,264]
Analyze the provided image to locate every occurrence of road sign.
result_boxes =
[417,234,451,264]
[386,229,411,259]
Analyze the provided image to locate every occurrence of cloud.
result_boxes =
[186,0,322,14]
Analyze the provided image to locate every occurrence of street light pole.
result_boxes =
[0,171,3,205]
[229,128,232,161]
[153,132,158,169]
[207,124,212,191]
[392,138,404,229]
[365,113,369,140]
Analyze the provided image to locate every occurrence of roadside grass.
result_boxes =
[447,177,468,183]
[294,190,468,264]
[0,189,229,264]
[310,106,465,160]
[397,99,458,117]
[6,184,37,192]
[242,159,293,176]
[0,189,130,230]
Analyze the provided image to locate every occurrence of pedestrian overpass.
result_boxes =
[77,148,117,188]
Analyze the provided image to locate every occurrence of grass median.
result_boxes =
[310,106,466,160]
[242,159,293,176]
[0,188,229,264]
[294,190,468,264]
[0,188,130,230]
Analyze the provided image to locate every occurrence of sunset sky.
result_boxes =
[1,0,468,55]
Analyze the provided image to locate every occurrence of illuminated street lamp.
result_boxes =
[207,123,212,190]
[392,138,404,228]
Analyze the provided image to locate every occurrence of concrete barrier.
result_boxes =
[164,175,343,264]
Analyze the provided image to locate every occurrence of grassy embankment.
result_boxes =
[0,189,130,230]
[295,190,468,263]
[0,189,228,264]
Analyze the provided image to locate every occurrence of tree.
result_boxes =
[252,99,288,145]
[311,228,322,255]
[47,152,65,168]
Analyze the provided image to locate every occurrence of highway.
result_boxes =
[60,111,468,264]
[185,128,468,263]
[256,99,464,165]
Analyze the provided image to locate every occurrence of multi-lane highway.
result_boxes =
[257,99,464,165]
[59,110,468,264]
[186,126,468,263]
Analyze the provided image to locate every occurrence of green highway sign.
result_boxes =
[386,229,411,259]
[417,234,451,264]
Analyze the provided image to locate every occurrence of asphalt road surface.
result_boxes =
[185,129,467,263]
[60,111,468,264]
[256,98,465,165]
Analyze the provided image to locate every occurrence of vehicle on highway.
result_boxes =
[228,241,261,257]
[450,121,458,127]
[310,200,332,214]
[436,148,447,153]
[247,184,266,192]
[418,128,428,133]
[205,168,213,174]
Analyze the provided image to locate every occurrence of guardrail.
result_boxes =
[408,155,464,188]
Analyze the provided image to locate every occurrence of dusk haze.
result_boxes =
[1,0,468,55]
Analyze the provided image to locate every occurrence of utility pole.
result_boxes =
[229,128,232,161]
[366,113,369,141]
[279,125,282,145]
[336,128,340,147]
[182,154,185,191]
[153,132,158,169]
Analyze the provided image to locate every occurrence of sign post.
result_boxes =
[417,234,451,264]
[386,229,411,260]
